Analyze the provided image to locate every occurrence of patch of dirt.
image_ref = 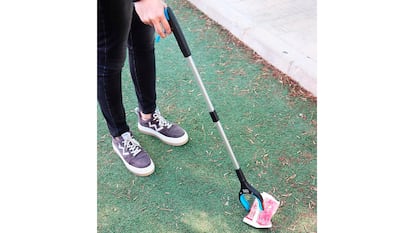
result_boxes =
[238,40,316,103]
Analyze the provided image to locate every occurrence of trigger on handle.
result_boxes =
[164,7,170,20]
[155,8,170,42]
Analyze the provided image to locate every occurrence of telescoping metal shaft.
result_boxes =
[165,7,264,211]
[185,56,240,169]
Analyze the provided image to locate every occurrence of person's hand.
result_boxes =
[134,0,171,38]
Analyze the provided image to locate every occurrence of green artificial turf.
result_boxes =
[97,1,317,232]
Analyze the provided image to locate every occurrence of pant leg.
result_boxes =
[127,11,157,114]
[97,0,133,137]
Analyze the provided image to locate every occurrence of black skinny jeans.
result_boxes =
[98,0,157,137]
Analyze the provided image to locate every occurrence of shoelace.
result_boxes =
[153,112,173,129]
[123,137,142,157]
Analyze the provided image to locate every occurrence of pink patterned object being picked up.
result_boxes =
[242,192,280,228]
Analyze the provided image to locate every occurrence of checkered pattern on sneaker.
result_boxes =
[135,108,189,146]
[112,132,154,176]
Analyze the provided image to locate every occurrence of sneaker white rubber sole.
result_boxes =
[138,123,189,146]
[112,143,155,176]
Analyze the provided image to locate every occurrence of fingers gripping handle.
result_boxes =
[165,7,192,57]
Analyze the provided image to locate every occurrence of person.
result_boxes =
[98,0,188,177]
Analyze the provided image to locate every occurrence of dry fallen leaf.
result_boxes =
[285,174,297,182]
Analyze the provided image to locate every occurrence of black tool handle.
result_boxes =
[165,7,192,57]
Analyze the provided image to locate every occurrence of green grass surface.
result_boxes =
[97,1,316,232]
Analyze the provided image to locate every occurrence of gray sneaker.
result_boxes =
[135,108,189,146]
[112,132,155,176]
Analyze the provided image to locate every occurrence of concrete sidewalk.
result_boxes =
[186,0,317,96]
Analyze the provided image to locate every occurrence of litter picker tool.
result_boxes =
[164,7,281,228]
[164,7,266,211]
